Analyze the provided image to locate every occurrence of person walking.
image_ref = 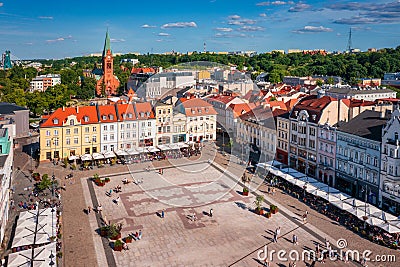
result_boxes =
[209,208,213,217]
[292,234,298,245]
[161,210,165,218]
[87,206,91,214]
[138,229,142,240]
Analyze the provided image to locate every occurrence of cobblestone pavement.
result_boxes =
[79,142,361,267]
[27,140,399,267]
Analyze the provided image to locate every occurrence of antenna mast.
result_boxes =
[347,28,352,53]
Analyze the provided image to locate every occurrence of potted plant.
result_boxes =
[113,240,123,251]
[266,212,272,218]
[63,158,68,168]
[270,205,279,214]
[70,164,76,170]
[254,195,264,215]
[110,157,116,166]
[241,174,251,196]
[108,223,122,240]
[99,225,109,237]
[124,236,133,243]
[32,172,41,181]
[105,177,110,183]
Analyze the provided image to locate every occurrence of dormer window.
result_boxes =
[109,114,114,120]
[53,118,59,124]
[140,112,144,117]
[192,109,195,114]
[198,109,202,114]
[102,115,107,120]
[205,108,209,112]
[70,119,74,126]
[84,116,89,122]
[146,112,150,116]
[312,114,317,121]
[128,113,133,118]
[294,111,298,117]
[122,113,126,119]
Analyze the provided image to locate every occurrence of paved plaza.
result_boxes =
[81,153,363,267]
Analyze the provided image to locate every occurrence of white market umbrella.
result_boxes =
[80,154,92,161]
[92,152,105,160]
[365,217,385,226]
[114,149,128,157]
[103,151,116,158]
[376,222,400,234]
[331,200,354,212]
[68,155,78,161]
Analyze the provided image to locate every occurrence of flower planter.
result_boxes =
[110,233,121,240]
[32,173,41,181]
[266,213,272,218]
[271,208,278,214]
[97,182,106,187]
[242,191,249,196]
[105,178,110,183]
[124,237,132,243]
[256,209,264,215]
[113,245,123,251]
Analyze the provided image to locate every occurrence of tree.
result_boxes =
[78,77,96,100]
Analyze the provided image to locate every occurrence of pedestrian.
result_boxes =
[325,239,330,249]
[276,226,281,236]
[87,206,91,214]
[138,229,142,240]
[123,242,129,250]
[303,210,308,222]
[115,196,120,205]
[161,210,165,218]
[209,208,213,217]
[292,234,298,245]
[264,258,270,267]
[273,233,277,243]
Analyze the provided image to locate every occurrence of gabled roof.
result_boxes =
[135,102,155,119]
[117,103,136,121]
[131,67,156,74]
[338,110,387,142]
[208,95,237,105]
[238,105,275,130]
[76,106,98,125]
[290,95,336,121]
[182,98,218,117]
[285,98,299,110]
[98,105,118,123]
[40,107,77,127]
[228,103,256,118]
[342,99,376,108]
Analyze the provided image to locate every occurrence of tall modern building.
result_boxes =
[95,30,120,96]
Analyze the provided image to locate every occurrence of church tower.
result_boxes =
[96,30,120,96]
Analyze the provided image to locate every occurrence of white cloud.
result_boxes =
[38,16,53,20]
[141,24,156,28]
[238,26,264,32]
[228,18,257,25]
[215,32,247,38]
[289,3,312,12]
[256,1,289,6]
[46,35,72,43]
[110,38,126,43]
[161,22,197,29]
[215,27,233,32]
[292,26,333,34]
[228,14,241,20]
[259,13,267,17]
[0,3,3,7]
[158,32,170,36]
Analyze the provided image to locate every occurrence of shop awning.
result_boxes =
[114,149,129,156]
[126,148,139,155]
[147,146,160,153]
[103,151,116,158]
[8,243,57,267]
[157,145,172,151]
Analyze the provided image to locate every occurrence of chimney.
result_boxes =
[62,106,65,111]
[76,106,79,113]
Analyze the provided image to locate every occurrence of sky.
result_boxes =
[0,0,399,59]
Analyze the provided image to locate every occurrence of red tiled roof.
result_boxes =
[76,106,98,124]
[228,103,256,118]
[265,101,287,110]
[135,102,155,119]
[209,95,236,105]
[117,103,137,121]
[290,95,336,121]
[342,99,376,108]
[40,107,77,127]
[131,67,156,74]
[182,98,218,117]
[98,105,118,122]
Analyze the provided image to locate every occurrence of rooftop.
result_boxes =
[338,110,388,142]
[0,102,28,115]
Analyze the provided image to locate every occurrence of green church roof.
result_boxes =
[102,29,111,58]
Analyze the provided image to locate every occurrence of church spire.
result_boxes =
[102,29,111,58]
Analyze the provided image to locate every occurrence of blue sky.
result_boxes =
[0,0,399,59]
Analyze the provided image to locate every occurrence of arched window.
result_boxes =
[70,119,74,126]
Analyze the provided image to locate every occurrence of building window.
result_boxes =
[70,119,74,126]
[104,125,107,131]
[46,139,51,147]
[93,126,97,132]
[92,136,97,142]
[110,134,114,140]
[148,122,151,127]
[85,127,89,133]
[46,130,50,136]
[54,130,59,136]
[103,135,107,141]
[74,138,78,144]
[110,125,114,131]
[85,136,90,143]
[66,138,70,145]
